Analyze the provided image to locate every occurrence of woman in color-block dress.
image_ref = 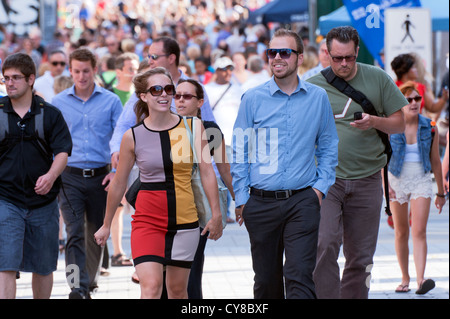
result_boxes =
[94,67,223,299]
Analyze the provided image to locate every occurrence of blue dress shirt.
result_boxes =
[52,84,123,169]
[231,76,339,207]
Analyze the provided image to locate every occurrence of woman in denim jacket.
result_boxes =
[388,81,446,295]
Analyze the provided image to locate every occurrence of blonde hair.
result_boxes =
[53,75,74,94]
[410,52,434,87]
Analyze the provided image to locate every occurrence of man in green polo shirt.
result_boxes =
[112,52,139,105]
[307,26,407,299]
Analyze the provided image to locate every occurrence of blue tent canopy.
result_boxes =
[248,0,309,25]
[319,0,449,35]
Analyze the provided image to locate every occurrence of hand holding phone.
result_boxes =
[354,112,363,121]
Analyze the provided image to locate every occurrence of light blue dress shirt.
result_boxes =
[231,76,339,207]
[52,84,123,169]
[109,70,216,154]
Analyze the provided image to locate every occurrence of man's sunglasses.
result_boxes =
[406,96,422,103]
[266,48,299,60]
[146,85,175,96]
[51,61,66,67]
[148,53,170,61]
[216,66,234,72]
[174,93,199,100]
[330,55,357,63]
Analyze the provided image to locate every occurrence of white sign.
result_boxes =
[384,8,432,80]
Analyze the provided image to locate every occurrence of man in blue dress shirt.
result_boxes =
[232,29,339,299]
[52,48,123,299]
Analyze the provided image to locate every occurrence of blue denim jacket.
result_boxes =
[388,114,433,177]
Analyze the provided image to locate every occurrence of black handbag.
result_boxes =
[125,176,140,209]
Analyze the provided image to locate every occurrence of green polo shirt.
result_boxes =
[308,63,407,179]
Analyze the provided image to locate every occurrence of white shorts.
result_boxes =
[388,161,433,205]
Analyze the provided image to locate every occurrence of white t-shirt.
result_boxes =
[34,69,70,102]
[204,81,243,146]
[34,71,56,102]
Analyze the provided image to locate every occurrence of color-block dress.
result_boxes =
[131,116,199,268]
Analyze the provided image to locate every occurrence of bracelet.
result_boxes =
[436,193,446,198]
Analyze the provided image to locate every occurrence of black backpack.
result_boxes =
[0,95,50,158]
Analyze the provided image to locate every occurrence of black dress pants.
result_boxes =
[58,170,108,295]
[243,187,320,299]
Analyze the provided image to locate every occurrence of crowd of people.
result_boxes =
[0,0,449,300]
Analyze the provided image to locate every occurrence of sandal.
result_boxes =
[111,253,133,267]
[395,284,410,293]
[416,279,435,295]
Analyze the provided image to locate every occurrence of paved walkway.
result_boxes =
[16,199,448,299]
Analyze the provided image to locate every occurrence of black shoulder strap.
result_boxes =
[33,95,46,141]
[33,97,50,157]
[321,67,378,116]
[320,67,391,157]
[320,67,392,216]
[212,83,232,111]
[0,95,47,141]
[0,103,7,141]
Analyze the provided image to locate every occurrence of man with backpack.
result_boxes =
[0,53,72,298]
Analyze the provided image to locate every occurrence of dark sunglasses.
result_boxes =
[148,53,170,60]
[174,93,199,100]
[146,85,175,96]
[51,61,66,67]
[406,96,422,103]
[217,65,235,72]
[266,48,299,60]
[330,55,357,63]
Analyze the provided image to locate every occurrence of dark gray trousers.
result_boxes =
[58,170,107,295]
[314,172,383,299]
[243,187,320,299]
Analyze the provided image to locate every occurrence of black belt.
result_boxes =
[64,165,110,178]
[250,187,310,200]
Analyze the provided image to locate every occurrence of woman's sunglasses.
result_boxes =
[266,48,299,60]
[406,96,422,103]
[146,85,175,96]
[174,93,199,100]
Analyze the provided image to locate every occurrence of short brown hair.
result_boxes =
[2,52,36,78]
[115,52,139,70]
[153,36,181,67]
[69,48,97,69]
[326,26,360,53]
[270,29,304,54]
